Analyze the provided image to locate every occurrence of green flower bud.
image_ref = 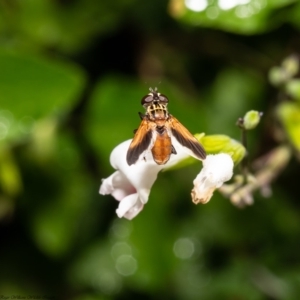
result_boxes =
[277,102,300,151]
[195,134,229,153]
[269,55,299,86]
[282,55,299,78]
[165,134,246,171]
[285,79,300,102]
[199,134,246,165]
[242,110,262,130]
[269,66,287,86]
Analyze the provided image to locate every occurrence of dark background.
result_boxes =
[0,0,300,299]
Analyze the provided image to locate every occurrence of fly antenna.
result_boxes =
[149,87,158,93]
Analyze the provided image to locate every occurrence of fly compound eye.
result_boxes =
[158,94,168,103]
[141,94,154,105]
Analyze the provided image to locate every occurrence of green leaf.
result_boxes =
[0,0,133,54]
[0,146,22,196]
[169,0,297,34]
[0,50,86,143]
[29,169,95,258]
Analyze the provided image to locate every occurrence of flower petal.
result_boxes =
[116,193,144,220]
[100,138,208,219]
[99,171,136,201]
[109,140,165,203]
[191,153,234,204]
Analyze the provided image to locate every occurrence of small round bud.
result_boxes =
[243,110,263,130]
[282,55,299,78]
[285,79,300,102]
[277,102,300,151]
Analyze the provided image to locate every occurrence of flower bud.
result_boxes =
[269,55,299,86]
[242,110,262,130]
[282,55,299,78]
[197,134,246,165]
[269,66,287,86]
[285,79,300,102]
[276,102,300,151]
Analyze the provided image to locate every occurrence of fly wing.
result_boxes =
[168,115,206,160]
[126,118,155,165]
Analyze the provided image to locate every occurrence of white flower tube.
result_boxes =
[100,141,233,219]
[191,153,234,204]
[100,139,193,220]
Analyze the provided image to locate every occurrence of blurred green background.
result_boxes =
[1,0,300,299]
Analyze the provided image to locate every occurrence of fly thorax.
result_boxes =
[147,103,168,121]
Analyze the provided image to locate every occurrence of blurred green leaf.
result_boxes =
[0,50,85,118]
[0,50,86,143]
[0,0,134,53]
[0,146,22,196]
[169,0,297,34]
[69,239,123,295]
[26,132,97,258]
[289,1,300,29]
[29,170,95,258]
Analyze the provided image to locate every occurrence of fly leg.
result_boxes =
[171,145,177,154]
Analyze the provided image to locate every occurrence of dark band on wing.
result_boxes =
[171,127,206,160]
[126,129,153,165]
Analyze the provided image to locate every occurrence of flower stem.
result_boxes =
[236,118,249,182]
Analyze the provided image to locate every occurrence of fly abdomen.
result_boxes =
[151,128,173,165]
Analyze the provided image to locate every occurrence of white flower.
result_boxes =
[99,138,197,220]
[191,153,234,204]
